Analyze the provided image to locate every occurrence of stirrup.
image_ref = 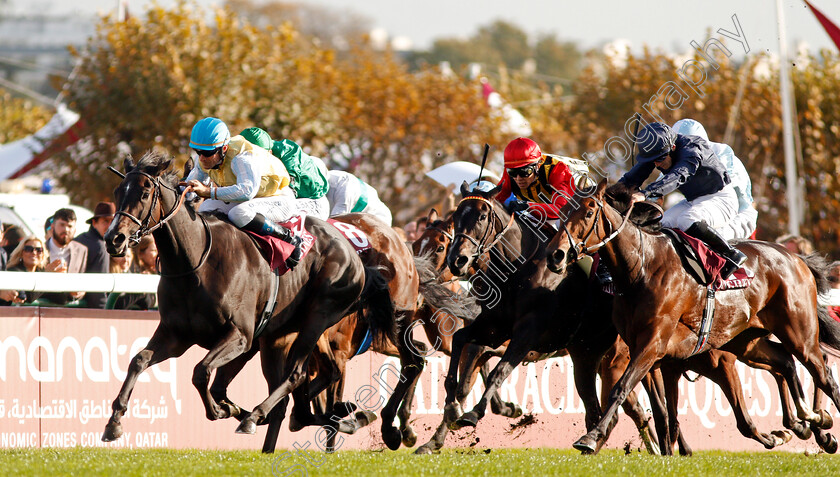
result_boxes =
[719,250,746,280]
[284,236,303,269]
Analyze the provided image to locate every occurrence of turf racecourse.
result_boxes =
[0,448,838,476]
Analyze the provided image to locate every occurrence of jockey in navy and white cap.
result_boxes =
[184,117,304,268]
[619,122,747,279]
[672,119,757,240]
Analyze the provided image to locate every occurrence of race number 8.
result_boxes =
[333,222,370,248]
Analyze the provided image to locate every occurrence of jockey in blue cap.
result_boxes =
[619,121,747,280]
[183,117,303,268]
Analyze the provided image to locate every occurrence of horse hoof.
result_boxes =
[414,444,436,455]
[221,400,242,419]
[332,402,357,419]
[236,417,258,435]
[818,410,834,429]
[510,404,523,419]
[382,426,402,451]
[355,410,377,427]
[824,434,838,454]
[443,402,463,423]
[573,433,598,455]
[454,411,480,429]
[791,422,813,440]
[771,430,793,445]
[101,422,123,442]
[288,415,303,433]
[402,426,418,448]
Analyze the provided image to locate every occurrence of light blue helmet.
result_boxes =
[189,117,230,151]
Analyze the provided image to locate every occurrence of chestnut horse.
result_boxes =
[101,152,392,443]
[546,180,840,454]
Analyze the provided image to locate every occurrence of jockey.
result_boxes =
[671,119,757,240]
[494,137,577,221]
[183,117,303,268]
[325,170,393,226]
[620,122,747,280]
[239,127,331,220]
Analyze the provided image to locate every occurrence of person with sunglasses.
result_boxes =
[182,117,304,268]
[494,137,577,222]
[0,236,66,305]
[620,122,746,280]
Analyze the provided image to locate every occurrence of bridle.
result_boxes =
[559,197,635,264]
[114,169,212,277]
[452,196,516,264]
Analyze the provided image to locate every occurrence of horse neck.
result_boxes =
[487,203,530,265]
[596,204,650,289]
[152,186,208,276]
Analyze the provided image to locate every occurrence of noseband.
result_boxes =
[560,199,635,263]
[452,196,516,263]
[115,170,189,246]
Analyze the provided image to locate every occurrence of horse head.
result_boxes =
[445,181,505,277]
[412,209,454,275]
[105,151,175,256]
[546,179,613,275]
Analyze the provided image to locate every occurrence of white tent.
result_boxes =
[0,104,79,180]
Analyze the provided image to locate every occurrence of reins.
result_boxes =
[561,199,636,262]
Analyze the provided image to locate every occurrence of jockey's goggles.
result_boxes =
[193,148,220,158]
[507,164,539,178]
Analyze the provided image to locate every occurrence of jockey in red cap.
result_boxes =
[495,137,577,221]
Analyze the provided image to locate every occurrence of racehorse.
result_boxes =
[101,151,392,443]
[415,183,659,454]
[545,180,840,454]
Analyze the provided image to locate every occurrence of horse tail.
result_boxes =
[413,255,479,322]
[801,252,831,295]
[359,265,397,349]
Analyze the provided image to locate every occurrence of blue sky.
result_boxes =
[31,0,840,55]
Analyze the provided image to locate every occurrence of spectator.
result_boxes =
[403,221,418,242]
[775,234,815,255]
[110,247,133,274]
[44,216,54,241]
[0,224,7,271]
[74,202,115,309]
[134,235,159,274]
[828,261,840,323]
[2,225,24,257]
[42,208,87,305]
[0,236,62,305]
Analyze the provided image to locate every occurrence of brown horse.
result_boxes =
[415,184,659,454]
[545,180,840,454]
[101,152,392,443]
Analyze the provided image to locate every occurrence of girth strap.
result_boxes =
[690,286,716,356]
[254,268,281,339]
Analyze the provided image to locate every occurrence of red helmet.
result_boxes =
[504,138,542,169]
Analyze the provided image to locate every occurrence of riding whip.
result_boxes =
[477,143,490,185]
[630,112,641,168]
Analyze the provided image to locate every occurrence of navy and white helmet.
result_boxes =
[636,122,676,163]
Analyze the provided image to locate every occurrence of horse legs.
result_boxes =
[573,335,661,455]
[192,326,251,421]
[453,325,535,430]
[102,326,190,442]
[415,324,489,454]
[209,344,261,421]
[689,350,791,450]
[484,358,523,418]
[380,316,426,451]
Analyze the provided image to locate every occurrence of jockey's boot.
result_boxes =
[685,221,747,280]
[243,214,303,269]
[594,257,613,285]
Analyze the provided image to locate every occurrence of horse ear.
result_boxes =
[153,157,173,176]
[459,181,471,197]
[427,208,439,224]
[487,184,503,197]
[123,155,135,173]
[596,178,609,198]
[183,158,195,178]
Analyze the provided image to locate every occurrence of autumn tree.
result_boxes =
[0,90,51,143]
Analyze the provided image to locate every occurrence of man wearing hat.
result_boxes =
[73,201,115,308]
[619,122,746,279]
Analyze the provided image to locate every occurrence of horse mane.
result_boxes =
[135,150,180,188]
[414,254,479,321]
[604,182,663,233]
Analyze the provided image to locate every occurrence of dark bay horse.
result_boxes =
[545,180,840,454]
[415,184,658,454]
[101,151,391,443]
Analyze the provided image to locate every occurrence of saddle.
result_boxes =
[661,228,754,291]
[246,214,316,275]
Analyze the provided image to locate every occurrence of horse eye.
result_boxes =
[436,245,445,253]
[479,214,487,221]
[585,211,594,219]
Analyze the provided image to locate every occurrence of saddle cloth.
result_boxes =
[327,219,372,254]
[246,214,316,275]
[661,228,754,290]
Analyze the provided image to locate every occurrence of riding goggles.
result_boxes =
[193,148,220,158]
[507,164,539,178]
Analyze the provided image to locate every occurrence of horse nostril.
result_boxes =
[454,256,468,269]
[551,249,565,265]
[112,233,126,248]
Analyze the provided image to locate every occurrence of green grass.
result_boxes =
[0,448,838,476]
